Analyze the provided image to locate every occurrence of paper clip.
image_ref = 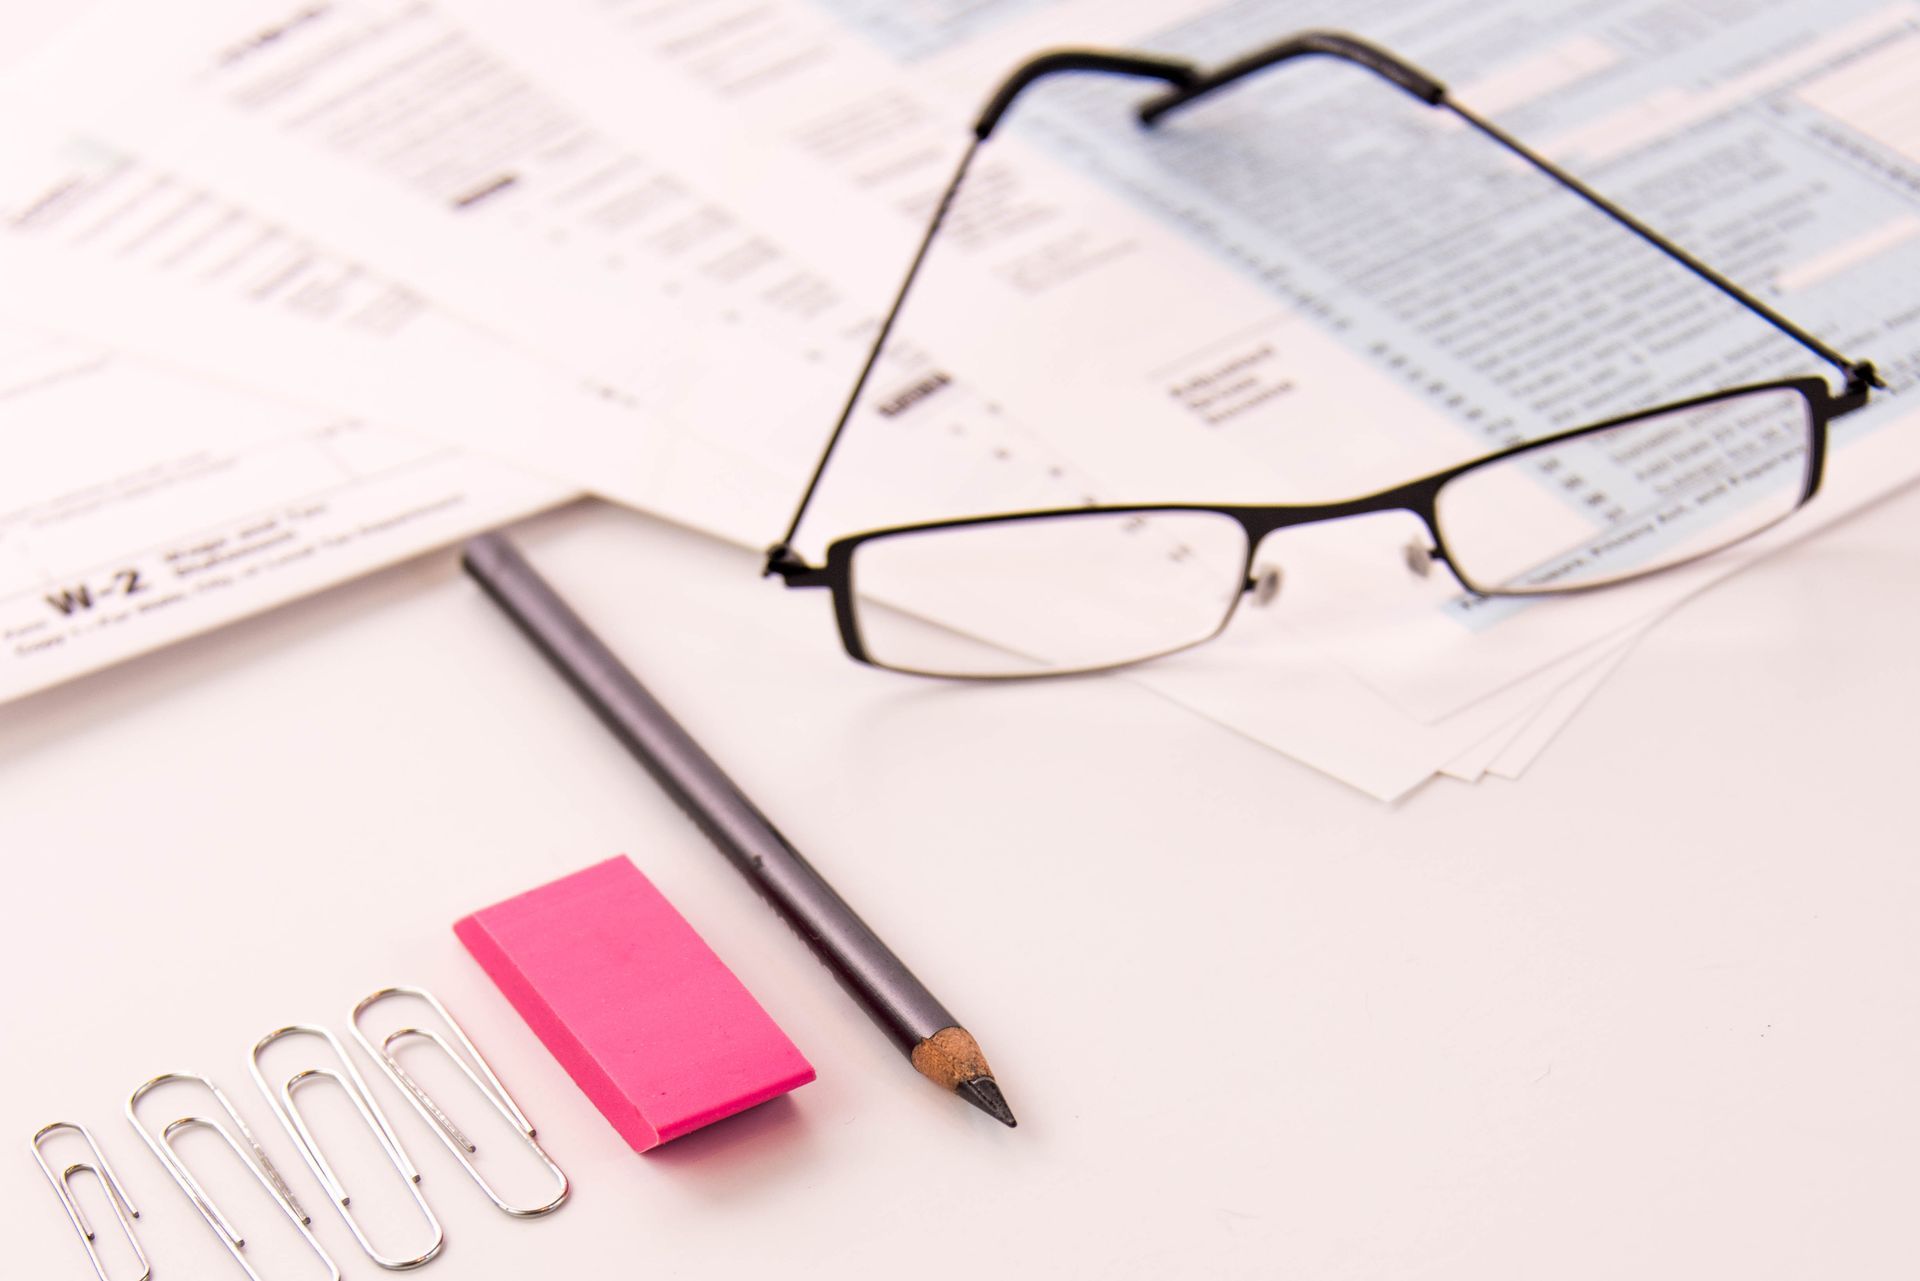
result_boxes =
[31,1122,151,1281]
[249,1024,445,1271]
[350,985,570,1218]
[125,1073,340,1281]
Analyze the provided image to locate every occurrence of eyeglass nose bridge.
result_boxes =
[1236,487,1443,568]
[1228,498,1463,612]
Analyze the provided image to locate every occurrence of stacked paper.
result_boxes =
[2,0,1914,800]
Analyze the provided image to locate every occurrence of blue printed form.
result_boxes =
[6,0,1915,792]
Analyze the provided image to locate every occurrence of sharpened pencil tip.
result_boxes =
[912,1027,1015,1125]
[956,1075,1017,1127]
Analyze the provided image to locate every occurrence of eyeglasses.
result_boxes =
[763,31,1881,679]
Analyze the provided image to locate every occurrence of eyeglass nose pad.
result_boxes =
[1404,539,1436,578]
[1250,563,1283,607]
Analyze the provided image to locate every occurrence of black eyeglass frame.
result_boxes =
[784,374,1860,674]
[763,31,1882,676]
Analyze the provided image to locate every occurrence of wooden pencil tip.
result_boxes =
[912,1026,1016,1126]
[955,1076,1017,1127]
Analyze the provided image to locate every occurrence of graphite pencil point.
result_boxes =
[955,1076,1017,1127]
[910,1025,1018,1127]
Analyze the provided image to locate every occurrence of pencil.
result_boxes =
[462,532,1016,1127]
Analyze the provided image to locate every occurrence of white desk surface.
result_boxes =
[5,488,1917,1280]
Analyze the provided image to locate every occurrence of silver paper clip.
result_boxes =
[125,1073,340,1281]
[350,985,569,1218]
[249,1024,445,1271]
[31,1121,151,1281]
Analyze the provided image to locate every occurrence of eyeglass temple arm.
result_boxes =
[765,31,1885,582]
[1139,31,1884,399]
[764,51,1199,581]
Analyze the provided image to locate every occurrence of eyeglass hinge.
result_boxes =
[763,543,829,587]
[1830,359,1884,416]
[1848,359,1886,392]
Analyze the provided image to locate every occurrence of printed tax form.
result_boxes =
[0,0,1654,798]
[449,0,1920,723]
[0,99,916,706]
[0,330,569,703]
[7,0,1916,796]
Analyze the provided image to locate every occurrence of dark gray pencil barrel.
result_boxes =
[462,532,957,1054]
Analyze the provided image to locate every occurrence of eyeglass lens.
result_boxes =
[1435,385,1815,593]
[848,509,1250,676]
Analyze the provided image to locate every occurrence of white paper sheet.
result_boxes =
[0,328,570,703]
[0,17,1574,797]
[1487,623,1650,781]
[14,0,1910,793]
[436,0,1920,719]
[0,115,1540,795]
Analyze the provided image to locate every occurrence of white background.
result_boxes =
[5,489,1918,1280]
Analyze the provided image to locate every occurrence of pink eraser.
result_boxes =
[454,855,814,1151]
